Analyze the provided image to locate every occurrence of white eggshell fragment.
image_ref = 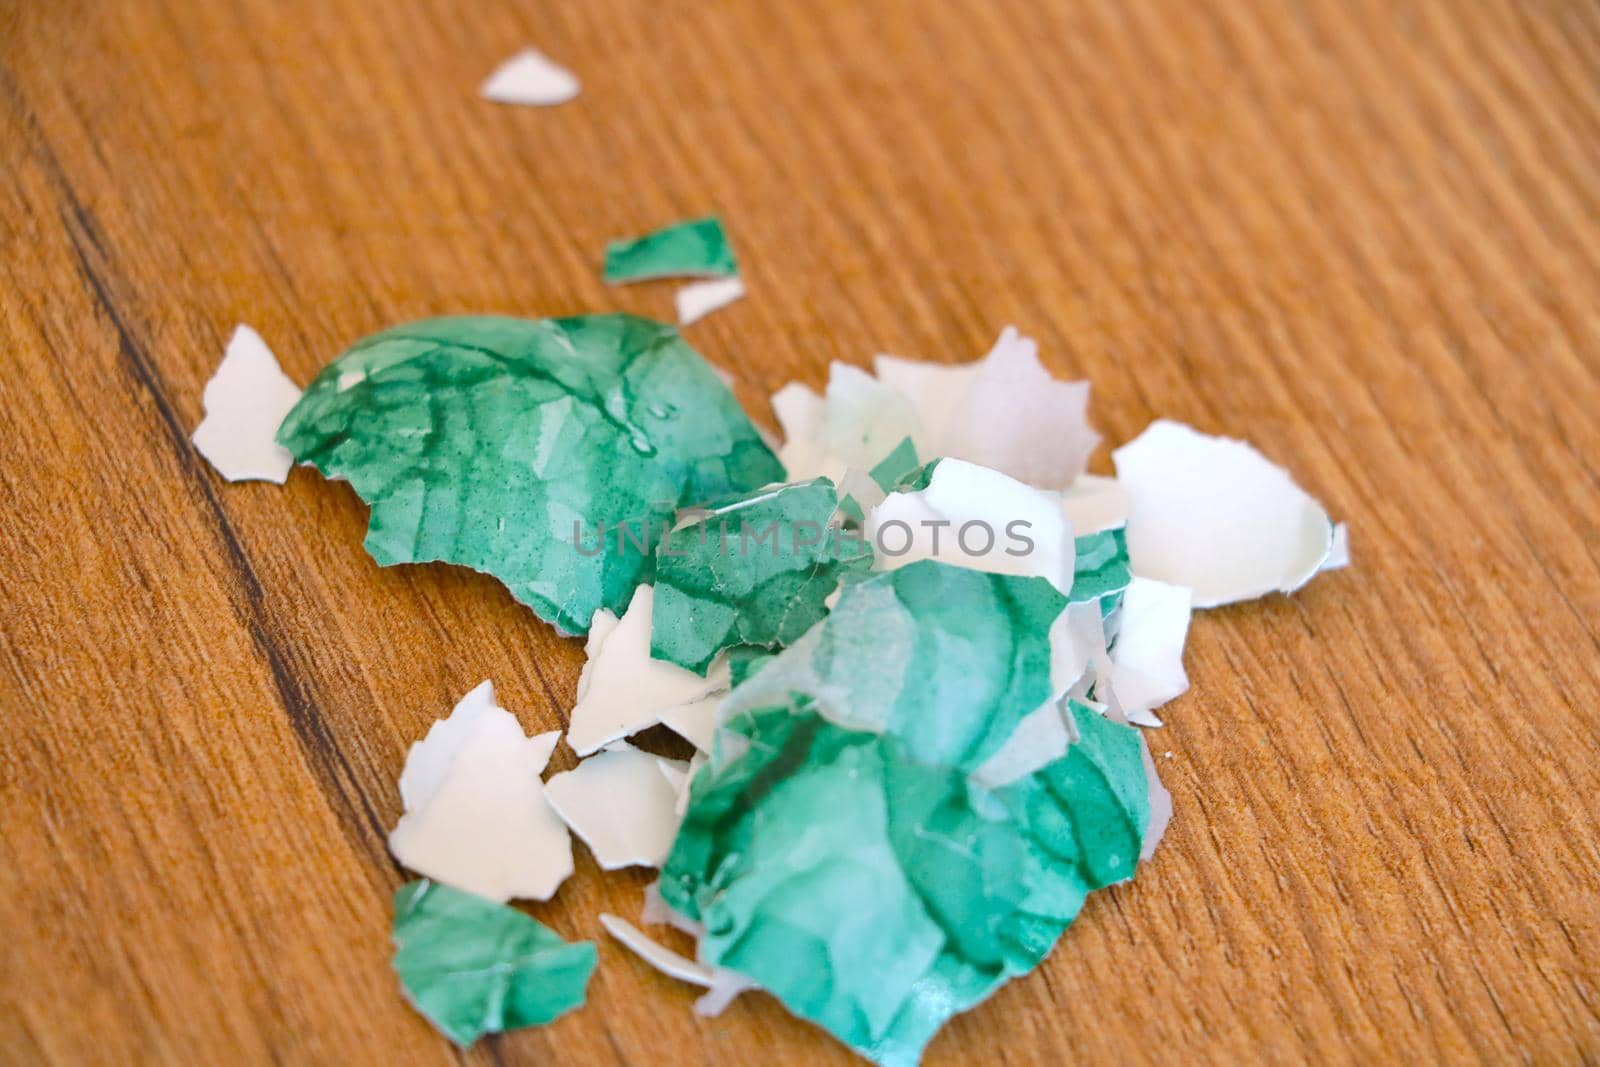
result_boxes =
[388,681,572,902]
[866,458,1075,594]
[1060,473,1129,534]
[1107,577,1193,723]
[770,382,829,480]
[1322,522,1351,572]
[1139,734,1173,861]
[1113,419,1334,607]
[544,746,683,870]
[877,326,1097,489]
[935,327,1098,490]
[599,913,716,987]
[676,276,746,325]
[774,363,919,482]
[568,586,730,756]
[481,48,580,106]
[191,324,302,483]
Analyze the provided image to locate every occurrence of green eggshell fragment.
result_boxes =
[868,437,922,493]
[603,216,738,282]
[276,314,782,634]
[1070,527,1132,607]
[721,559,1067,774]
[651,478,872,675]
[660,697,1151,1066]
[391,881,597,1046]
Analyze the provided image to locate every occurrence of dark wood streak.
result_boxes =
[1,61,393,874]
[60,198,396,870]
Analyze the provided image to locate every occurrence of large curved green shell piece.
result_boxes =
[277,314,783,634]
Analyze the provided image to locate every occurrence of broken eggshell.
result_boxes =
[388,681,573,903]
[191,324,302,483]
[865,458,1075,594]
[1113,419,1334,607]
[567,585,730,756]
[545,745,684,870]
[481,48,580,106]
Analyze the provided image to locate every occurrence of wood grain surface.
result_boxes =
[3,0,1598,1063]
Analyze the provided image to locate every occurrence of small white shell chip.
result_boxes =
[1107,577,1193,724]
[545,746,683,870]
[568,585,729,755]
[599,913,715,987]
[388,681,572,902]
[775,327,1098,491]
[481,48,580,106]
[601,910,757,1016]
[676,276,746,325]
[191,324,302,483]
[1060,473,1129,534]
[774,364,919,482]
[1139,734,1173,860]
[877,326,1098,490]
[1322,522,1351,572]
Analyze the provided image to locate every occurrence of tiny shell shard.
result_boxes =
[776,327,1097,493]
[598,913,715,987]
[677,277,746,325]
[604,217,738,283]
[480,48,580,106]
[1106,576,1193,726]
[865,458,1075,594]
[877,326,1098,491]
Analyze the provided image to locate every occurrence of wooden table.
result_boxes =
[4,1,1598,1063]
